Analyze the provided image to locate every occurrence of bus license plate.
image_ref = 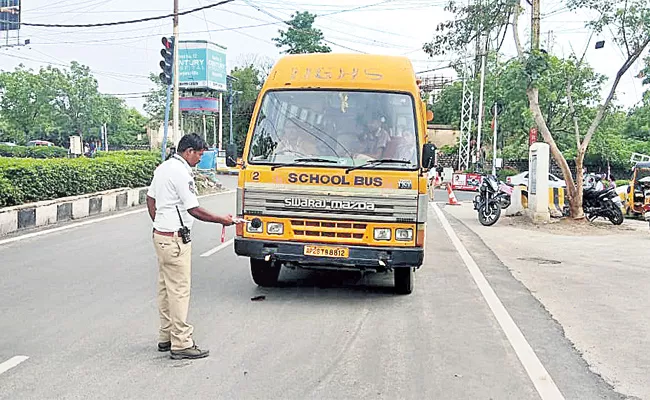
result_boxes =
[304,245,349,258]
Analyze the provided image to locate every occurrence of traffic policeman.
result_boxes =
[146,133,234,360]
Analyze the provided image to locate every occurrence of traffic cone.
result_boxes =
[447,183,460,205]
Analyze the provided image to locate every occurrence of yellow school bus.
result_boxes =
[228,53,435,294]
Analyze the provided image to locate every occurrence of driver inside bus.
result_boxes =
[274,118,316,157]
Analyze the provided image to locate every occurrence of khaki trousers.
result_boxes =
[152,232,194,351]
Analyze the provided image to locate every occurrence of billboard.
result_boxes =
[179,97,220,113]
[0,0,20,32]
[178,40,227,92]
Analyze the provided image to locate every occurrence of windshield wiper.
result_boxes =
[345,159,413,174]
[270,158,337,171]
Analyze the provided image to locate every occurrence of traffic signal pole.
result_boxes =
[161,82,173,161]
[159,36,174,161]
[172,0,180,145]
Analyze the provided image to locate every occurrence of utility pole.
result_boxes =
[202,114,207,141]
[218,93,223,150]
[229,93,234,145]
[531,0,541,51]
[475,36,488,170]
[213,115,217,149]
[172,0,180,145]
[103,123,108,151]
[491,103,498,176]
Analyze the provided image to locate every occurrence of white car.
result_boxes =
[506,171,566,188]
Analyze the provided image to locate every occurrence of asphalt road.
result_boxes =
[0,176,627,400]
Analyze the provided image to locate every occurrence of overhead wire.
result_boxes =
[239,0,371,53]
[1,52,152,85]
[5,0,235,28]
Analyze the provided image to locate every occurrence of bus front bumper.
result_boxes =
[234,238,423,269]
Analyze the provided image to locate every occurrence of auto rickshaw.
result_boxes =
[625,161,650,224]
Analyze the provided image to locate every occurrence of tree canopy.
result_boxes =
[272,11,331,54]
[0,62,146,147]
[424,0,650,218]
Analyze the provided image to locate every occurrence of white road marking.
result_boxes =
[0,356,29,376]
[200,238,233,257]
[0,190,234,247]
[430,203,565,400]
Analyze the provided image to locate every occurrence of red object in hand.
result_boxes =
[221,225,226,243]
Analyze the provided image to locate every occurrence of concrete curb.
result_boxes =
[0,187,148,236]
[215,169,239,176]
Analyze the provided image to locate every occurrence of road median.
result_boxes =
[0,186,149,236]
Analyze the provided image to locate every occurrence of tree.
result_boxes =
[0,62,147,147]
[431,54,605,162]
[0,65,58,144]
[236,53,275,81]
[143,73,170,127]
[100,97,148,147]
[49,62,106,141]
[228,64,263,153]
[425,0,650,219]
[272,11,331,54]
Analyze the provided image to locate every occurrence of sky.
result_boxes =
[0,0,646,114]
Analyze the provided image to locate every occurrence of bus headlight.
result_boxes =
[267,222,284,235]
[247,218,263,233]
[373,228,391,241]
[396,228,413,241]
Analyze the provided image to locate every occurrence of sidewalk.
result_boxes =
[443,203,650,400]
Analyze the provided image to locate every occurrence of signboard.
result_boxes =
[451,173,483,191]
[69,135,82,155]
[179,97,220,113]
[178,40,227,91]
[0,0,20,31]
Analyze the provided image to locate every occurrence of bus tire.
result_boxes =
[394,267,413,295]
[250,258,281,287]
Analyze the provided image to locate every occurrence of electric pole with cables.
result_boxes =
[531,0,541,51]
[475,35,488,171]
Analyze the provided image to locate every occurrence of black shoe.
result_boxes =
[158,341,171,352]
[170,344,209,360]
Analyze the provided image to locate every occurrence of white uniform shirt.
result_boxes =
[147,154,200,232]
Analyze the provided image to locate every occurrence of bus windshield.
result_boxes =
[247,90,419,169]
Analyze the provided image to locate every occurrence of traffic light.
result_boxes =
[159,36,174,85]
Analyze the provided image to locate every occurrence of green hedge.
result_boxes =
[0,153,160,207]
[0,145,68,159]
[497,168,520,181]
[94,150,158,158]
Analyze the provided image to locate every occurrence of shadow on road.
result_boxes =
[250,268,405,299]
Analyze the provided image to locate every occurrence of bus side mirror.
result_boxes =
[422,143,436,170]
[226,144,238,167]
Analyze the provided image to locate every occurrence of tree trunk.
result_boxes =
[569,151,586,219]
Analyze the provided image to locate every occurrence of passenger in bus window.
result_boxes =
[359,114,390,159]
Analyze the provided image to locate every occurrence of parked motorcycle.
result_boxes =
[473,174,513,226]
[583,174,624,225]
